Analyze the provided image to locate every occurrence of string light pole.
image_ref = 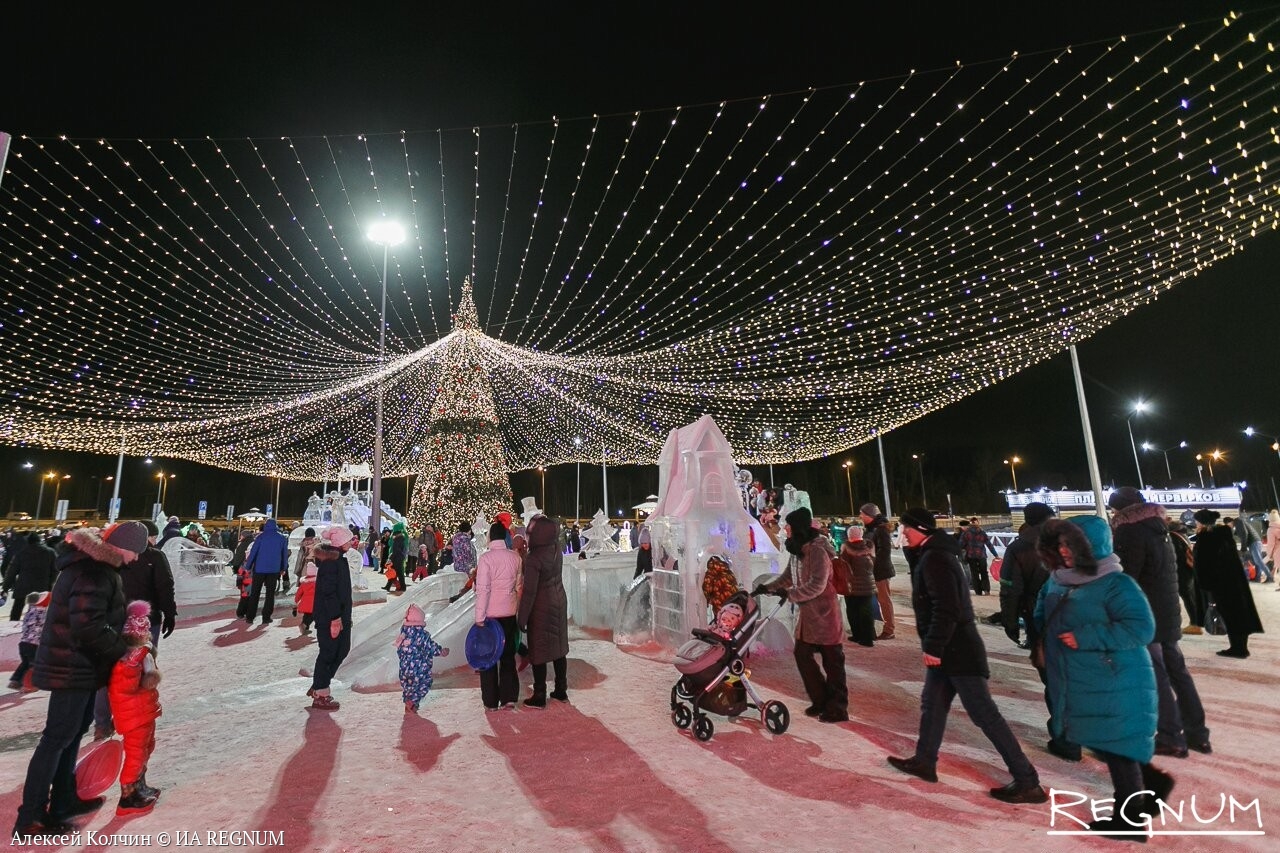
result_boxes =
[537,466,546,513]
[367,220,406,536]
[573,436,582,524]
[1004,456,1021,492]
[1141,441,1187,485]
[841,461,854,516]
[1126,401,1148,486]
[911,453,928,509]
[763,429,776,489]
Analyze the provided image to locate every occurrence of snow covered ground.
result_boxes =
[2,565,1275,852]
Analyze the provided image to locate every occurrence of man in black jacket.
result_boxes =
[4,532,55,621]
[12,522,149,839]
[859,503,896,639]
[92,519,179,739]
[997,501,1079,761]
[1108,487,1211,757]
[887,508,1046,804]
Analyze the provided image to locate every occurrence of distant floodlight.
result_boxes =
[367,220,406,246]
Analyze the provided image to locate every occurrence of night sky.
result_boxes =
[3,2,1278,520]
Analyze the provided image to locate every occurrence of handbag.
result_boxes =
[1203,602,1227,636]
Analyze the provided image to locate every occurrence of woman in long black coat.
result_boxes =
[1192,510,1263,658]
[517,515,569,707]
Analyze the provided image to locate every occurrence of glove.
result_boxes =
[775,588,789,603]
[161,617,175,639]
[750,584,769,597]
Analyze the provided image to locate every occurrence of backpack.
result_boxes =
[830,555,857,596]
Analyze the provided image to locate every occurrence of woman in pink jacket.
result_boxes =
[474,521,523,710]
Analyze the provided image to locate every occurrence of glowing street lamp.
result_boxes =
[1195,451,1224,487]
[34,471,55,526]
[1003,456,1021,492]
[1126,401,1148,486]
[841,461,854,516]
[52,474,71,520]
[1141,440,1188,484]
[367,219,406,535]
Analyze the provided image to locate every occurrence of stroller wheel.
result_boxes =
[672,704,692,730]
[762,700,790,735]
[693,715,714,742]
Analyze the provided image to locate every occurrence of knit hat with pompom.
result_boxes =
[123,600,152,639]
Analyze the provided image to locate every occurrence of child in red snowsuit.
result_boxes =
[109,600,163,816]
[294,562,318,633]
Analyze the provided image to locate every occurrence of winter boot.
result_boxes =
[309,693,340,711]
[524,688,547,709]
[135,772,161,801]
[116,782,158,817]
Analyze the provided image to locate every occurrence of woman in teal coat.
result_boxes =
[1035,516,1172,839]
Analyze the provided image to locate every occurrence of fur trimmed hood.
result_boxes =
[65,528,126,568]
[1110,500,1168,528]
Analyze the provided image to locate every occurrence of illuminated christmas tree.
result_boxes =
[407,278,513,532]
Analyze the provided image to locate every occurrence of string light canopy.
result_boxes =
[1,13,1278,481]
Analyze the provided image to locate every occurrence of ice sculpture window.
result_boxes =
[703,472,725,506]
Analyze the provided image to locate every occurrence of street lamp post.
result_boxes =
[1244,427,1280,508]
[1195,451,1223,487]
[53,474,70,521]
[537,466,546,513]
[155,471,165,508]
[367,219,406,536]
[35,471,54,526]
[1003,456,1021,492]
[1142,441,1187,485]
[1126,401,1148,486]
[911,453,927,508]
[573,436,582,523]
[841,461,854,516]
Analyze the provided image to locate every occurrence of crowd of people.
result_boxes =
[4,487,1274,842]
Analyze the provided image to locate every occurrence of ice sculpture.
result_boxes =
[159,538,235,605]
[643,415,778,646]
[582,510,620,554]
[339,572,471,689]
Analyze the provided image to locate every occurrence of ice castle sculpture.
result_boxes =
[642,415,776,647]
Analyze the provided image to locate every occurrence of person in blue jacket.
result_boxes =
[1036,516,1172,840]
[243,519,290,625]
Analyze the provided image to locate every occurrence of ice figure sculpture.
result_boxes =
[519,496,542,527]
[613,574,653,646]
[338,572,471,689]
[160,538,235,605]
[582,510,620,554]
[779,484,813,521]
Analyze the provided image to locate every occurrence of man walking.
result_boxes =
[307,526,355,710]
[12,522,148,838]
[887,508,1047,804]
[1109,487,1211,756]
[243,519,289,625]
[958,517,999,595]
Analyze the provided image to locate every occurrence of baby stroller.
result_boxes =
[670,589,790,741]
